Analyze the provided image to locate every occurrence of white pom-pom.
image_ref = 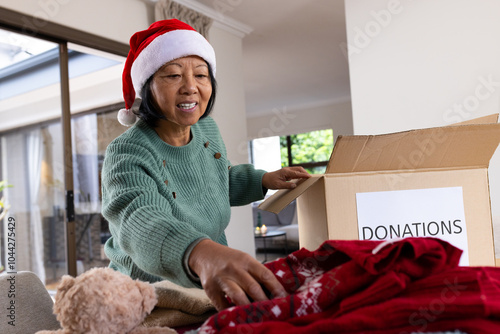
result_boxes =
[117,108,137,126]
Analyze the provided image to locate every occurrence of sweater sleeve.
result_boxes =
[229,163,268,206]
[101,142,209,287]
[199,116,268,207]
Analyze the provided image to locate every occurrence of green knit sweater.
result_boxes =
[101,117,267,287]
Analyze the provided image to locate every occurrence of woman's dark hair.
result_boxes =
[136,61,217,128]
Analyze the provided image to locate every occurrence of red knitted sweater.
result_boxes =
[199,237,500,334]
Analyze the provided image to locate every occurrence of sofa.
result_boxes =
[0,271,60,333]
[252,199,299,251]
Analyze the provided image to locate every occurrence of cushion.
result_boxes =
[0,271,60,333]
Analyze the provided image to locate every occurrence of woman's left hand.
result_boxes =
[262,166,310,190]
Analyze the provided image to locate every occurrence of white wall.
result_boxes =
[345,0,500,134]
[209,26,256,256]
[247,100,353,140]
[345,0,500,254]
[0,0,152,44]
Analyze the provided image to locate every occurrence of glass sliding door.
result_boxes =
[0,27,127,287]
[0,121,67,287]
[67,44,126,274]
[70,111,127,274]
[0,28,64,287]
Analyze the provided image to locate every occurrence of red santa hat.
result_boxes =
[118,19,216,126]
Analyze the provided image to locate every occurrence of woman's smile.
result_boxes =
[177,101,198,112]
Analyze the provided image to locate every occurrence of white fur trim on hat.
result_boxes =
[130,29,216,99]
[117,108,137,127]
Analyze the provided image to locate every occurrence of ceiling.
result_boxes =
[194,0,351,118]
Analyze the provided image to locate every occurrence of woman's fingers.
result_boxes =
[219,268,286,308]
[284,166,310,180]
[256,266,288,300]
[204,283,232,311]
[205,273,273,310]
[204,276,249,311]
[189,240,287,310]
[262,166,311,190]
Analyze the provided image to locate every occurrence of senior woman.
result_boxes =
[101,19,310,311]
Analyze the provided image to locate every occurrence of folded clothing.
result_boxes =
[143,278,216,330]
[198,237,500,334]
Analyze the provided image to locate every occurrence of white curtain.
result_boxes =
[26,129,46,283]
[71,115,100,214]
[155,0,213,38]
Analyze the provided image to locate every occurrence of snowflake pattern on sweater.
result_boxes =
[198,237,500,334]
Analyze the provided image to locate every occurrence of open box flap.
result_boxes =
[258,174,323,214]
[259,114,500,214]
[452,113,498,125]
[326,120,500,174]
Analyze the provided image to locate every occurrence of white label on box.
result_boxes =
[355,187,469,266]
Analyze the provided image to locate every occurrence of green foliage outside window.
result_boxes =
[280,129,334,174]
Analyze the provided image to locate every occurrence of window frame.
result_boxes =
[0,8,129,57]
[282,129,334,171]
[0,7,128,277]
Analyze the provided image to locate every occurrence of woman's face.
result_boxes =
[150,56,212,128]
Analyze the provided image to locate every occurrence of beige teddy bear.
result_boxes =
[36,267,176,334]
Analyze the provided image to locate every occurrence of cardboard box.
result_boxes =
[259,114,500,266]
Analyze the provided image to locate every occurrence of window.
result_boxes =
[0,9,128,287]
[280,129,334,174]
[250,129,334,257]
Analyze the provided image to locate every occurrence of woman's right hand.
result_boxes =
[188,239,287,311]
